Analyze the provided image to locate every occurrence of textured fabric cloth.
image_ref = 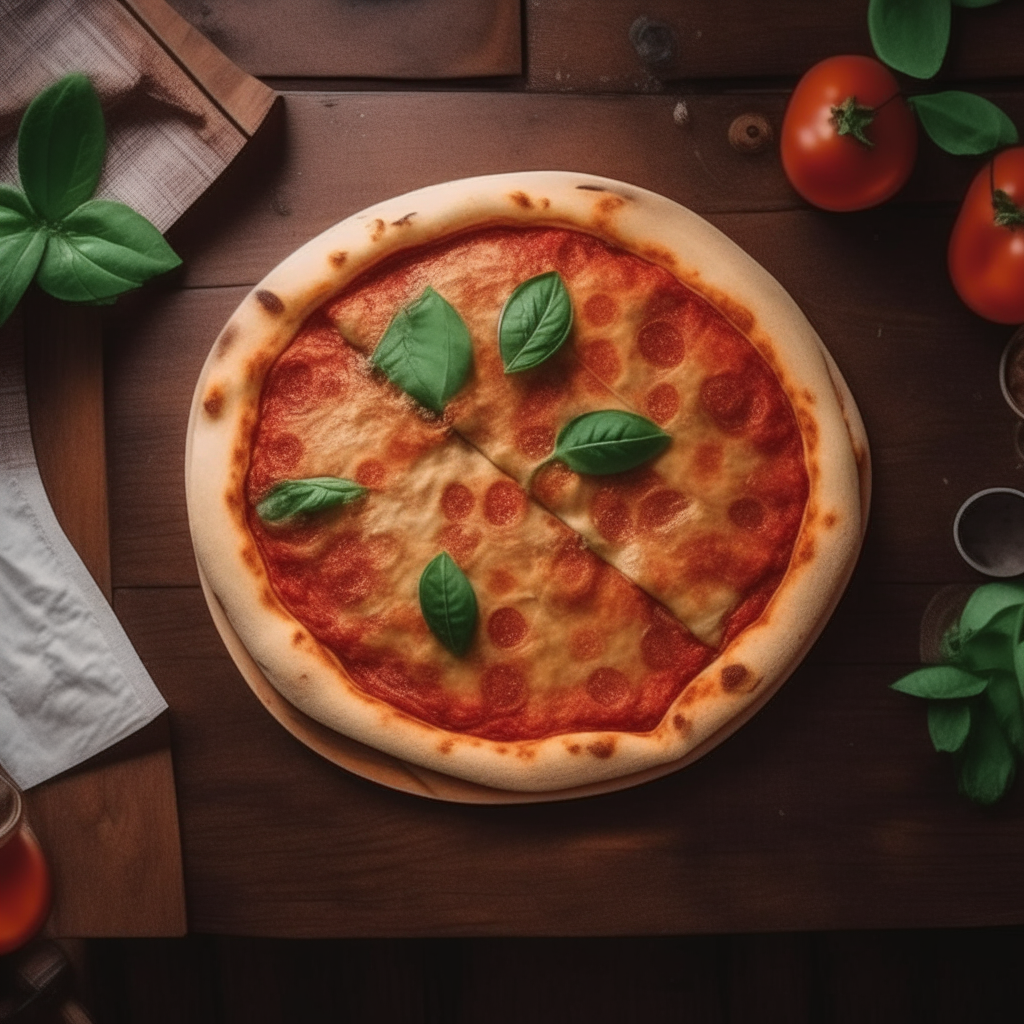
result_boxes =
[0,0,247,231]
[0,323,166,789]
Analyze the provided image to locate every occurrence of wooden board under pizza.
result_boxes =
[185,172,869,796]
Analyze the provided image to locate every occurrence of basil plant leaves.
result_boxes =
[0,73,181,328]
[866,0,1018,156]
[892,582,1024,805]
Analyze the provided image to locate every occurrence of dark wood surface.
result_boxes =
[165,0,522,79]
[524,0,1024,90]
[101,79,1024,934]
[20,0,1021,941]
[80,928,1024,1023]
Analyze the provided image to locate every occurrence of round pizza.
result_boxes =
[186,172,869,794]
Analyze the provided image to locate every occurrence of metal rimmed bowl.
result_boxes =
[953,487,1024,578]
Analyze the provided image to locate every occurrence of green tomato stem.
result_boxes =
[830,95,877,148]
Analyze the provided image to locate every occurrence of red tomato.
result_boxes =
[781,55,918,212]
[948,147,1024,325]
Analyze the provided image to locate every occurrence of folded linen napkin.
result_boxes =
[0,321,167,789]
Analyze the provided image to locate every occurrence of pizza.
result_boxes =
[186,172,869,794]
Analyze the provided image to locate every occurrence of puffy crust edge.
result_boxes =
[186,171,867,793]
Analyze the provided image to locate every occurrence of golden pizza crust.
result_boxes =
[186,172,867,793]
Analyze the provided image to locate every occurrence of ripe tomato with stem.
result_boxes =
[781,55,918,212]
[948,146,1024,325]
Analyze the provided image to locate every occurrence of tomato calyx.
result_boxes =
[829,96,876,148]
[992,190,1024,231]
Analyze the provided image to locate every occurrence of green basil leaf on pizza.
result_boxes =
[419,551,478,657]
[256,477,368,522]
[499,270,573,373]
[551,410,670,474]
[371,286,472,414]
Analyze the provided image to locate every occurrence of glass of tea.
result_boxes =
[0,772,51,955]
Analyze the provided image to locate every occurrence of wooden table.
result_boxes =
[29,0,1024,936]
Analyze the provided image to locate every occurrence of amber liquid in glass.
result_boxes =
[0,776,51,954]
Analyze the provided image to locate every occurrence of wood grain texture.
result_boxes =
[19,297,186,938]
[23,300,111,599]
[526,0,1024,89]
[114,585,1024,936]
[163,0,522,79]
[26,727,186,938]
[165,91,1024,290]
[120,0,277,135]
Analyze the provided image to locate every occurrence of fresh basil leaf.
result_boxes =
[552,410,670,475]
[891,665,988,699]
[256,477,368,522]
[0,226,46,329]
[418,551,478,657]
[371,286,472,415]
[909,92,1020,155]
[499,271,573,373]
[928,700,971,753]
[957,700,1016,805]
[35,200,181,302]
[957,627,1015,675]
[0,185,39,230]
[0,187,46,328]
[959,582,1024,635]
[986,671,1024,756]
[868,0,951,79]
[18,73,105,222]
[1014,606,1024,697]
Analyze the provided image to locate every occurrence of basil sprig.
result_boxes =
[419,552,478,656]
[371,287,472,415]
[256,477,368,522]
[865,0,1019,156]
[499,271,573,373]
[0,74,181,328]
[551,410,670,475]
[891,582,1024,804]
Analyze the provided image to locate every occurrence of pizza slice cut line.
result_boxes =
[245,322,722,744]
[327,225,810,650]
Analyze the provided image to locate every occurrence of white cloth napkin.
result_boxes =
[0,324,166,789]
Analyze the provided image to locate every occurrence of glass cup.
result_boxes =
[0,772,51,955]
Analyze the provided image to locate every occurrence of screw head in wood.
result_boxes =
[729,114,773,153]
